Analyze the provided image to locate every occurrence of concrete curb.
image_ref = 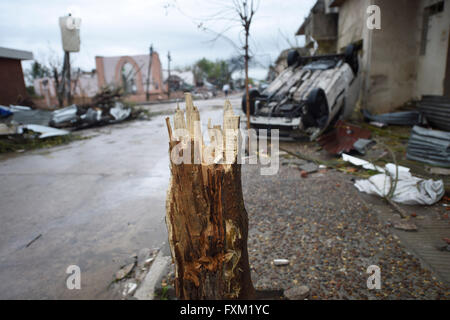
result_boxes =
[133,249,171,300]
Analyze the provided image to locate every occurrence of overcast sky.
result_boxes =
[0,0,315,80]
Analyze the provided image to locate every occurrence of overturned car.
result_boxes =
[242,44,361,140]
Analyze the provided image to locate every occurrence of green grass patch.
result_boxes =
[0,133,89,154]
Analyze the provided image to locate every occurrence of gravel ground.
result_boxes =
[242,160,449,300]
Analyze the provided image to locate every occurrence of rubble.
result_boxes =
[2,88,133,132]
[115,262,136,281]
[0,123,16,135]
[317,120,372,155]
[0,88,139,153]
[284,285,310,300]
[352,138,375,155]
[19,125,69,139]
[111,248,161,299]
[51,105,77,126]
[12,109,53,126]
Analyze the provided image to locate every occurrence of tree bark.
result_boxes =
[165,93,255,300]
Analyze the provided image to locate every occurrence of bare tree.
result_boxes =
[45,49,65,107]
[235,0,258,130]
[169,0,259,129]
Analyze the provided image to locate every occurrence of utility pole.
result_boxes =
[64,51,72,105]
[59,12,81,106]
[167,51,171,99]
[146,44,153,101]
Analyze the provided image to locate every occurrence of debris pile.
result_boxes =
[0,88,137,153]
[52,88,132,129]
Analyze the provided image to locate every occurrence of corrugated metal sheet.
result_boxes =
[407,125,450,168]
[419,95,450,131]
[12,109,52,126]
[362,109,421,126]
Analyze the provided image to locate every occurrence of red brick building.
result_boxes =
[0,47,33,106]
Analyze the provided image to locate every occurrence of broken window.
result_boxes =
[420,1,445,55]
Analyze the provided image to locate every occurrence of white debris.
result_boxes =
[52,104,77,124]
[354,164,444,205]
[9,105,32,111]
[273,259,289,266]
[370,121,387,128]
[342,153,385,172]
[19,124,69,138]
[123,282,138,296]
[110,102,131,122]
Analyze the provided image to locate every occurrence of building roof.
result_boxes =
[0,47,33,60]
[296,17,309,35]
[295,0,332,36]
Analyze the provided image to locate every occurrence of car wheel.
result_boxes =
[287,50,302,67]
[304,88,329,128]
[241,89,260,115]
[344,44,359,74]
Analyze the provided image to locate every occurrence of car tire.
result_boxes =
[241,89,260,115]
[304,88,329,128]
[287,50,302,67]
[344,44,359,74]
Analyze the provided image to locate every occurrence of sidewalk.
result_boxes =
[242,142,449,299]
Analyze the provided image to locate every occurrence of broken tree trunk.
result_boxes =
[165,93,255,300]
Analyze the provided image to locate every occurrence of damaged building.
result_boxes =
[0,47,34,106]
[34,52,165,106]
[297,0,450,113]
[95,53,164,101]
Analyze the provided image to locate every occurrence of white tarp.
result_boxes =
[354,163,444,205]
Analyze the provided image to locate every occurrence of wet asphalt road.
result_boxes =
[0,96,241,299]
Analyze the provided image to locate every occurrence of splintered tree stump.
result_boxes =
[165,93,255,300]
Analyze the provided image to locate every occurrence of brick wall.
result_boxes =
[0,58,27,105]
